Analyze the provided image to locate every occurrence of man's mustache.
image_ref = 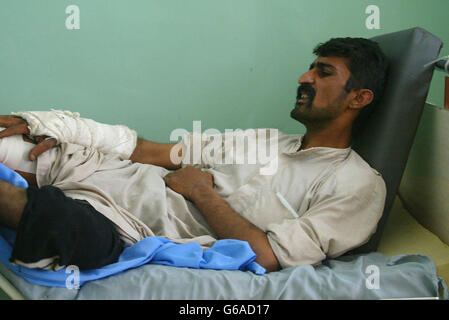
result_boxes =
[296,84,315,100]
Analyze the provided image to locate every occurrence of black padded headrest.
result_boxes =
[350,27,443,253]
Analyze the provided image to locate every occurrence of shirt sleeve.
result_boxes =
[266,169,387,269]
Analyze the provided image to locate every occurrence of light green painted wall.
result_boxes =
[1,0,448,142]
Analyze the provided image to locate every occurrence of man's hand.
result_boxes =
[164,165,280,272]
[163,165,214,201]
[0,115,57,161]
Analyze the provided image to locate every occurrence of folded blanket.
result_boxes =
[0,162,265,288]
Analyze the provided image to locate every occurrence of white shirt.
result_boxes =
[36,130,386,268]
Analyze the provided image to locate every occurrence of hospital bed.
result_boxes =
[1,27,448,300]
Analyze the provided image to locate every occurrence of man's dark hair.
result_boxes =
[313,37,389,135]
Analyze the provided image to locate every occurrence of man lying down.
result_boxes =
[0,37,388,273]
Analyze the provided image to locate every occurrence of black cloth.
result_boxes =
[10,185,123,270]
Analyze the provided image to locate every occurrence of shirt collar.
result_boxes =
[282,134,352,156]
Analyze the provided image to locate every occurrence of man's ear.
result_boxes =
[349,89,374,111]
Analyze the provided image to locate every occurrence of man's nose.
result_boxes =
[298,69,315,84]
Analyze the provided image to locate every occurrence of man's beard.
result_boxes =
[290,84,344,125]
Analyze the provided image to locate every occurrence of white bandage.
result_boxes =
[11,110,138,159]
[0,127,37,174]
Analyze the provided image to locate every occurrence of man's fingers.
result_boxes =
[0,115,57,161]
[34,135,48,144]
[0,115,25,127]
[29,138,57,161]
[0,124,30,139]
[0,116,29,139]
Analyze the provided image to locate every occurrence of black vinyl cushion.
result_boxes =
[349,27,443,254]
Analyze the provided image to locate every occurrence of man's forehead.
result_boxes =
[312,56,350,73]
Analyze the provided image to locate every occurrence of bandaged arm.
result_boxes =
[12,110,137,160]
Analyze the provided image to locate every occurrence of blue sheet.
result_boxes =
[0,162,265,288]
[0,163,28,189]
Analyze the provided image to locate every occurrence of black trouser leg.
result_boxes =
[10,185,123,270]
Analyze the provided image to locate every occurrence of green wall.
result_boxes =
[1,0,448,142]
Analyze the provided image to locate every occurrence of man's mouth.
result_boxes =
[297,93,311,104]
[296,84,315,105]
